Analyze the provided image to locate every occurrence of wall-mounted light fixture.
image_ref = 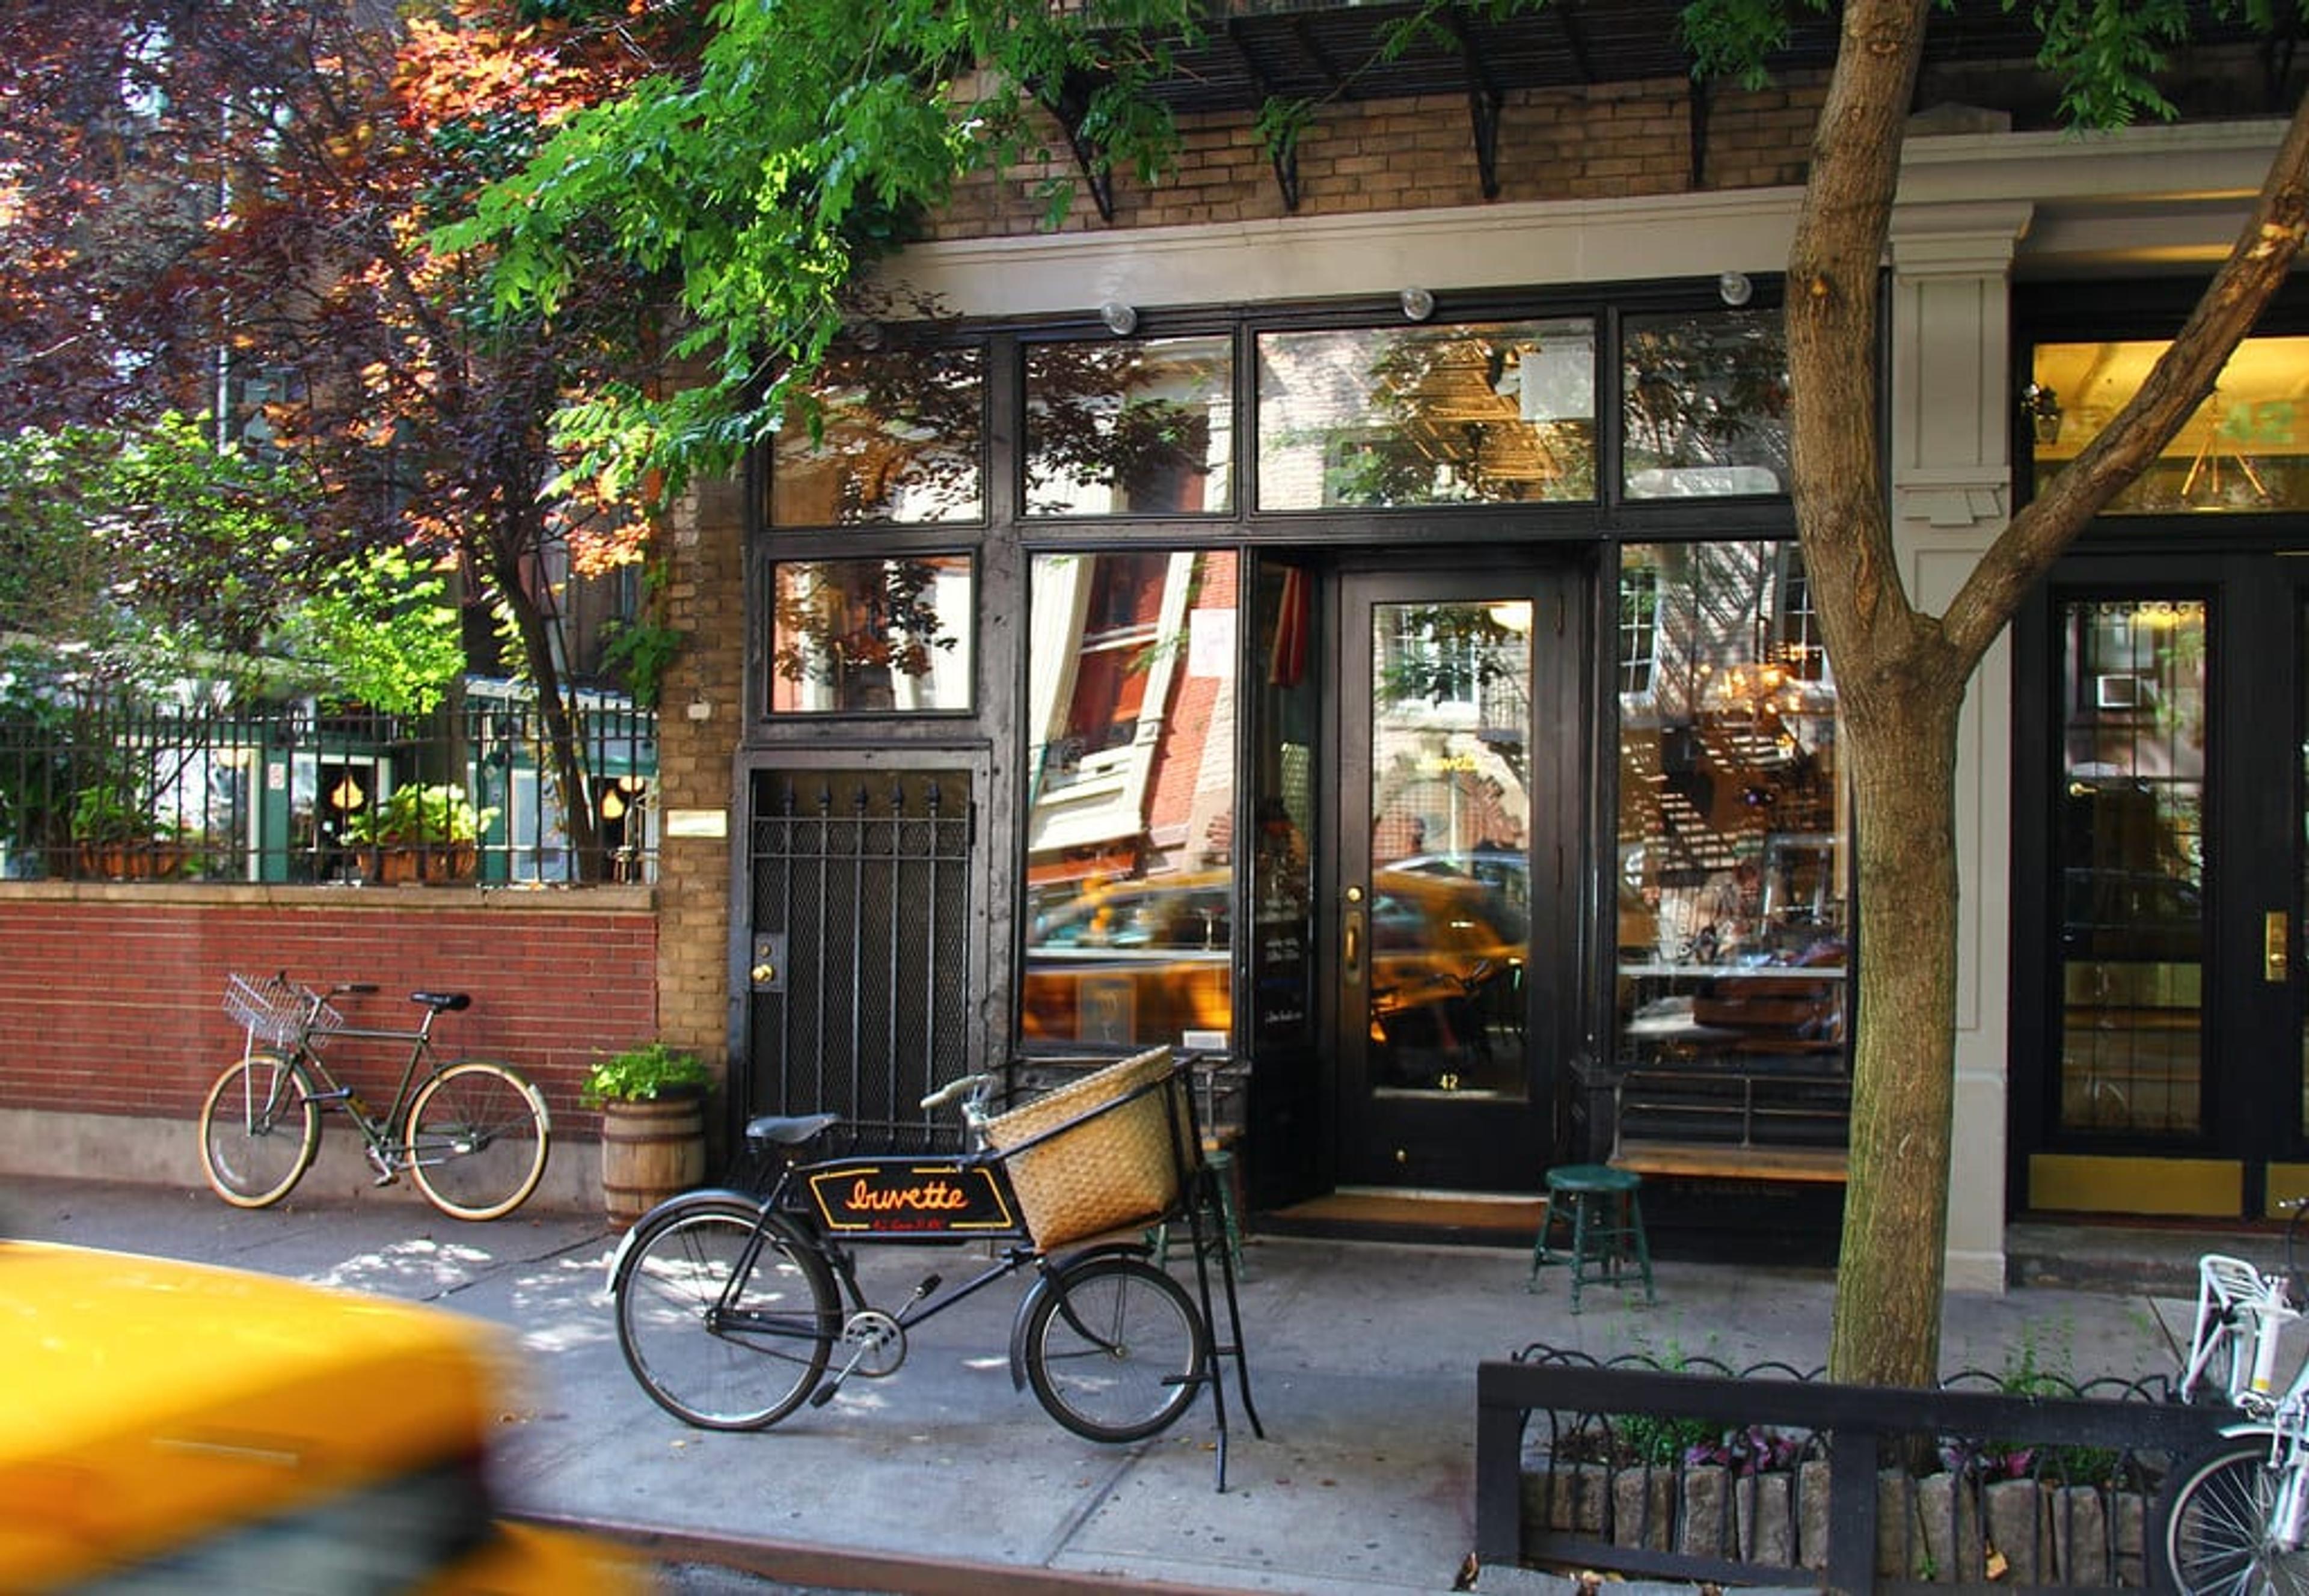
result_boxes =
[1399,286,1435,322]
[1100,301,1139,336]
[1717,271,1754,308]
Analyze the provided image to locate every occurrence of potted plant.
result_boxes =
[582,1042,712,1228]
[69,784,186,880]
[343,783,497,884]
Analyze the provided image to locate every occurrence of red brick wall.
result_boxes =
[0,887,655,1133]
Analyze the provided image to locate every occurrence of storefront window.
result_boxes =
[767,555,975,714]
[1024,335,1234,516]
[1255,320,1596,509]
[769,345,984,525]
[1022,550,1239,1051]
[2030,336,2309,513]
[1621,310,1789,498]
[1613,542,1847,1140]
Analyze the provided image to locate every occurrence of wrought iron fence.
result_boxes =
[0,691,657,887]
[1479,1345,2228,1591]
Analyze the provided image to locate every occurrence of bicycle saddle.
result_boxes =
[410,991,472,1012]
[745,1113,839,1146]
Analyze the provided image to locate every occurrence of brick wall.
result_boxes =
[652,468,747,1077]
[0,885,653,1133]
[934,73,1825,240]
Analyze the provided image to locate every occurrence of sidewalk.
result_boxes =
[0,1175,2193,1595]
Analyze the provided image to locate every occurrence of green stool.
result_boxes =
[1528,1164,1654,1312]
[1148,1143,1247,1277]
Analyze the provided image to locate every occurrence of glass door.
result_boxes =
[1335,566,1577,1190]
[2020,560,2308,1218]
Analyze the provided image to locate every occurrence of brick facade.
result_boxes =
[651,470,747,1078]
[934,75,1824,240]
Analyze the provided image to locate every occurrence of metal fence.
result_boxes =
[0,692,657,886]
[1477,1347,2227,1591]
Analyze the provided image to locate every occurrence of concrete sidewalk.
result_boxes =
[0,1175,2192,1595]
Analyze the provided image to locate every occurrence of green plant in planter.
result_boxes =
[342,783,498,847]
[581,1041,711,1107]
[71,783,163,844]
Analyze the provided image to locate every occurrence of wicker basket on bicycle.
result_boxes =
[983,1047,1189,1249]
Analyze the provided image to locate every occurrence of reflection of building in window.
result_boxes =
[1619,564,1658,695]
[1616,540,1845,946]
[1023,552,1240,1051]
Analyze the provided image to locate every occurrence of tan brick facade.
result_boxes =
[934,74,1823,241]
[652,469,747,1080]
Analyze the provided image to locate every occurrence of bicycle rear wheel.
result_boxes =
[405,1061,551,1220]
[614,1199,838,1429]
[197,1053,320,1208]
[2157,1437,2309,1593]
[1023,1254,1206,1443]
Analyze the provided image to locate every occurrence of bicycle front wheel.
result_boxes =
[405,1061,551,1220]
[1023,1254,1206,1443]
[2157,1437,2309,1594]
[197,1053,320,1208]
[614,1200,838,1429]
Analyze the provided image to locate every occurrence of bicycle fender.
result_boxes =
[605,1187,768,1290]
[1007,1241,1154,1392]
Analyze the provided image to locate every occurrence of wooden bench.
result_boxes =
[1611,1139,1848,1184]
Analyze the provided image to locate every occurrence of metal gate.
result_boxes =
[742,767,975,1151]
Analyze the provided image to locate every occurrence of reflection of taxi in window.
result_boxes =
[1,1241,641,1594]
[1023,869,1522,1050]
[1023,875,1234,1045]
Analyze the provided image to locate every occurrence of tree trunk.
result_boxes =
[470,482,605,884]
[1829,683,1962,1387]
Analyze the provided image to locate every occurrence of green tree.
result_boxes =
[460,0,2309,1386]
[2,0,692,872]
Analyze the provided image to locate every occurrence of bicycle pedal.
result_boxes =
[808,1381,839,1408]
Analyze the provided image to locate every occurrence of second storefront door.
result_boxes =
[2014,551,2309,1218]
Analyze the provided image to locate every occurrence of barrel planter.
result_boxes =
[599,1089,707,1230]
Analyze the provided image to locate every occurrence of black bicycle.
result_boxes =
[606,1047,1260,1484]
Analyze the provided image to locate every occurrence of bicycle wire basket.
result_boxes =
[222,974,344,1050]
[983,1046,1188,1249]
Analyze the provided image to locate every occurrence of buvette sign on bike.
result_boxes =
[805,1161,1018,1234]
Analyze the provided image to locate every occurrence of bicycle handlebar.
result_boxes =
[920,1074,995,1113]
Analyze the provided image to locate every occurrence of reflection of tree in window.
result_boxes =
[770,340,983,525]
[771,558,961,711]
[1621,310,1789,493]
[1025,340,1231,516]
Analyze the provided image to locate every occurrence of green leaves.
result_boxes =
[452,0,1203,496]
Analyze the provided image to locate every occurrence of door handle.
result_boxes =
[1343,907,1364,988]
[2268,910,2291,983]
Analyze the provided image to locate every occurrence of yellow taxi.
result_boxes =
[0,1240,642,1594]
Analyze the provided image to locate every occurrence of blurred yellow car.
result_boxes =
[0,1240,642,1594]
[1022,868,1520,1054]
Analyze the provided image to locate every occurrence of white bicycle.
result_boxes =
[2158,1199,2309,1593]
